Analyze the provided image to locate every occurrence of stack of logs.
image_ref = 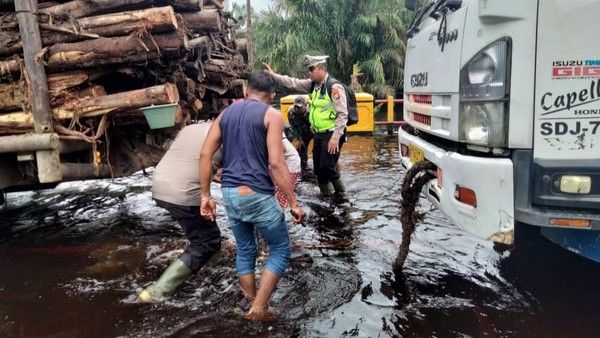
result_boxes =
[0,0,250,136]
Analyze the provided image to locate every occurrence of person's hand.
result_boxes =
[290,205,305,224]
[212,168,223,183]
[200,197,217,221]
[291,138,304,149]
[261,62,274,74]
[327,137,339,154]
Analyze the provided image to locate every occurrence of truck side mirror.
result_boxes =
[405,0,417,11]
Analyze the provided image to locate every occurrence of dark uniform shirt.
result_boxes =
[287,105,313,141]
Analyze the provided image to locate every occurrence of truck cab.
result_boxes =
[399,0,600,260]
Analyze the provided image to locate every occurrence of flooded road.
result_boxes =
[1,135,600,337]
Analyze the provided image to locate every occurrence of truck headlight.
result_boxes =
[459,102,508,147]
[459,38,511,148]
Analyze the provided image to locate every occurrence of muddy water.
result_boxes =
[1,136,600,337]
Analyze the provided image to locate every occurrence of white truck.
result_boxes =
[399,0,600,261]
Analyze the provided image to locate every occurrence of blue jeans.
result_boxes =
[221,186,291,277]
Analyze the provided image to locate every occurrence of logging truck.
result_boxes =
[399,0,600,261]
[0,0,247,207]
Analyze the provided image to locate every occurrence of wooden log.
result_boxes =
[52,85,107,107]
[0,83,25,112]
[181,9,222,33]
[0,124,33,135]
[227,79,246,98]
[46,71,90,93]
[40,0,209,19]
[172,0,204,12]
[74,85,107,99]
[39,0,167,20]
[75,6,178,37]
[203,58,235,73]
[0,58,20,76]
[0,83,179,128]
[16,0,61,183]
[38,2,63,10]
[0,71,90,112]
[16,0,53,134]
[176,77,197,101]
[45,30,187,72]
[189,36,212,50]
[0,7,179,57]
[204,83,228,95]
[204,0,224,10]
[235,38,248,55]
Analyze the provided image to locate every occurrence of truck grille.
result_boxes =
[412,112,432,126]
[410,94,432,104]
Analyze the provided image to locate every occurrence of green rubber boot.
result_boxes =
[138,259,192,303]
[332,178,346,193]
[319,182,334,195]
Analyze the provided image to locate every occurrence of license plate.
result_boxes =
[408,144,425,163]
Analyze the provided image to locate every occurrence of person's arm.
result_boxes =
[199,114,223,220]
[328,83,349,154]
[211,146,223,173]
[265,108,305,223]
[262,63,312,93]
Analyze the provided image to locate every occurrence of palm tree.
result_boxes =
[254,0,413,97]
[229,2,247,39]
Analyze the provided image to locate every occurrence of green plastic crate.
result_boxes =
[141,103,177,129]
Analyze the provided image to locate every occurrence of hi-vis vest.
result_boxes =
[309,81,337,133]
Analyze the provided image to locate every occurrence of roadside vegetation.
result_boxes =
[239,0,414,97]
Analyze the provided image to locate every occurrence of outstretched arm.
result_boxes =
[262,62,312,93]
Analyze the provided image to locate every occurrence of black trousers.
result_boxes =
[155,199,221,273]
[298,133,313,170]
[313,131,345,185]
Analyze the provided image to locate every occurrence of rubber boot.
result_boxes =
[332,178,346,193]
[205,250,221,268]
[138,259,192,303]
[318,182,334,196]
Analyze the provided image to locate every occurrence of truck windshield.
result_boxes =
[406,0,439,38]
[406,0,461,38]
[414,0,436,11]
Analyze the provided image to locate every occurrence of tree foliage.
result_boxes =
[253,0,414,97]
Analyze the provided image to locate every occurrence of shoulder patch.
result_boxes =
[331,86,341,100]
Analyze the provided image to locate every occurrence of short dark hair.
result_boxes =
[248,70,275,93]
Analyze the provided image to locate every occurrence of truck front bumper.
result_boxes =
[398,128,515,243]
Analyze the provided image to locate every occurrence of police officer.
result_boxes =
[286,96,313,172]
[262,55,348,195]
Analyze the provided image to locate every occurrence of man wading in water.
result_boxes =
[138,116,222,303]
[200,71,305,321]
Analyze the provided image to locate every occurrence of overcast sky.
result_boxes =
[230,0,274,12]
